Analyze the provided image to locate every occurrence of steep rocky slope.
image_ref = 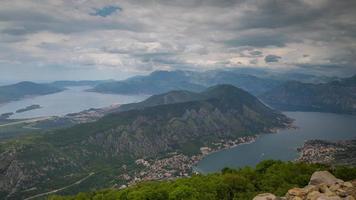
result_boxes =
[260,75,356,114]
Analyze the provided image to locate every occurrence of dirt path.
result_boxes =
[0,117,52,127]
[24,172,95,200]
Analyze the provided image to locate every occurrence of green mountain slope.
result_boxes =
[49,160,356,200]
[115,90,202,112]
[260,75,356,114]
[0,81,63,104]
[0,85,291,199]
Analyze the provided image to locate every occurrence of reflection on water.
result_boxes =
[0,86,149,119]
[196,112,356,173]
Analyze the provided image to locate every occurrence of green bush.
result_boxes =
[49,160,353,200]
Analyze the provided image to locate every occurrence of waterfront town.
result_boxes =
[117,135,257,188]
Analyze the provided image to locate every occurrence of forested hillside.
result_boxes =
[49,160,356,200]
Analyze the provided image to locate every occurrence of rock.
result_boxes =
[310,171,339,186]
[304,185,319,193]
[307,191,323,200]
[329,184,341,192]
[318,183,335,196]
[254,171,356,200]
[344,182,354,188]
[290,197,303,200]
[292,197,303,200]
[344,196,355,200]
[253,193,277,200]
[335,189,347,197]
[316,196,341,200]
[287,188,307,198]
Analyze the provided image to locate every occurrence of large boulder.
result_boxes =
[309,171,343,186]
[253,193,277,200]
[253,171,356,200]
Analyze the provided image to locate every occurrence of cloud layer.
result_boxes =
[0,0,355,80]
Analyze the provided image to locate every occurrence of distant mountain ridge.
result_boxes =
[89,70,206,95]
[89,69,335,96]
[49,80,113,88]
[116,84,263,112]
[0,85,291,199]
[260,75,356,114]
[89,70,283,96]
[0,81,63,104]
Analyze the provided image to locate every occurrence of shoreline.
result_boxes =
[123,120,297,187]
[123,125,297,187]
[122,135,258,187]
[192,122,298,173]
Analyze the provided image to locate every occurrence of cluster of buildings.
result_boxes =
[126,153,202,186]
[297,140,343,164]
[116,136,258,189]
[207,136,257,154]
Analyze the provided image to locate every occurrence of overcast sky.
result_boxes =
[0,0,355,81]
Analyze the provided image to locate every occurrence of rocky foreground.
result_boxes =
[254,171,356,200]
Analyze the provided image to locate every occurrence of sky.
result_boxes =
[0,0,355,81]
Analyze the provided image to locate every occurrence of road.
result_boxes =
[24,172,95,200]
[0,117,52,127]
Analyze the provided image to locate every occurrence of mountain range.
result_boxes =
[0,85,291,199]
[260,75,356,114]
[89,70,282,96]
[0,81,63,104]
[89,69,336,96]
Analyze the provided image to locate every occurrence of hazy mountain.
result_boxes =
[260,75,356,114]
[50,80,113,88]
[91,70,286,96]
[191,70,282,95]
[329,75,356,87]
[0,85,291,199]
[90,71,206,94]
[0,81,63,104]
[213,68,336,83]
[115,90,203,112]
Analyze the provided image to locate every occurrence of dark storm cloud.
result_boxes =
[0,6,143,36]
[91,6,122,17]
[137,52,186,66]
[265,55,281,63]
[237,0,325,29]
[225,31,291,47]
[1,0,356,80]
[129,0,247,8]
[250,51,263,56]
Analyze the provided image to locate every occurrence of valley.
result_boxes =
[2,1,356,199]
[0,85,292,199]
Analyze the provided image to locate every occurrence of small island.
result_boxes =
[16,104,41,113]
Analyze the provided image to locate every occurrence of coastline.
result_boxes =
[122,135,258,188]
[123,120,298,187]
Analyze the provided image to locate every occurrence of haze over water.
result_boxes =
[0,86,149,119]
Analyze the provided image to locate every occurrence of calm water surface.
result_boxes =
[196,112,356,173]
[0,86,149,119]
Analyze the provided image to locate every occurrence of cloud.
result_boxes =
[0,0,356,80]
[265,55,282,63]
[225,30,290,47]
[91,6,122,17]
[250,51,263,56]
